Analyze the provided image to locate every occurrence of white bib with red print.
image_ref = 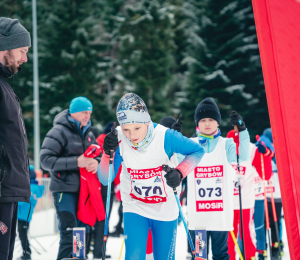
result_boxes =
[232,143,256,209]
[187,137,235,231]
[118,124,180,221]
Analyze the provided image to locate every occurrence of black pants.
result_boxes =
[0,202,18,260]
[188,230,229,260]
[267,201,282,244]
[116,201,123,230]
[53,192,90,260]
[18,220,31,254]
[93,184,114,258]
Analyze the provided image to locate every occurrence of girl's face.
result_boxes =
[198,118,219,135]
[121,123,150,144]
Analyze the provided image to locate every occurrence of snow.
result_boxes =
[13,201,290,260]
[204,70,231,83]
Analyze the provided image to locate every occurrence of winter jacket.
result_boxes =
[40,109,101,193]
[17,179,44,222]
[77,145,105,226]
[0,62,30,203]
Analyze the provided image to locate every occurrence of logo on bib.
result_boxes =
[197,180,201,185]
[154,176,161,183]
[215,178,222,184]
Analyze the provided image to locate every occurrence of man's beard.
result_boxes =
[3,51,19,74]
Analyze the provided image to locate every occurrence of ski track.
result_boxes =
[13,201,290,260]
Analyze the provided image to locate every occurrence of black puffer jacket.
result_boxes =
[40,109,100,193]
[0,63,30,203]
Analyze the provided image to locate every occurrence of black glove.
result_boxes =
[171,121,182,132]
[162,165,183,188]
[171,113,183,132]
[230,111,246,131]
[103,131,118,155]
[256,142,267,154]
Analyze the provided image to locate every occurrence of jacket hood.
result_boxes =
[53,109,74,131]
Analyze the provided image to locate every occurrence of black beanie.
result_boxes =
[194,98,221,125]
[160,116,176,129]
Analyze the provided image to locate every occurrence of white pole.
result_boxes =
[32,0,40,169]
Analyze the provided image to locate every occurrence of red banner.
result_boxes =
[252,0,300,258]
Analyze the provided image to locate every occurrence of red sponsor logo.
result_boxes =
[255,177,262,183]
[128,166,163,180]
[232,165,246,175]
[73,236,77,255]
[0,221,8,235]
[194,166,223,178]
[196,200,223,212]
[130,194,166,204]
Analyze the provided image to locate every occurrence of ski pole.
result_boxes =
[234,125,246,260]
[230,231,244,260]
[162,165,195,260]
[256,135,273,258]
[118,237,125,260]
[102,122,117,260]
[268,177,282,255]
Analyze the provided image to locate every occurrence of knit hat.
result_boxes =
[160,116,176,129]
[263,128,273,143]
[69,97,93,114]
[194,98,221,125]
[0,18,31,51]
[116,93,151,125]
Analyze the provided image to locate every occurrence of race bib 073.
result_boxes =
[194,166,223,212]
[128,166,167,204]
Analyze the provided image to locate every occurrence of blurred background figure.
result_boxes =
[40,97,100,260]
[17,165,44,260]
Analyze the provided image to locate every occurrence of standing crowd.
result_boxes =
[0,16,283,260]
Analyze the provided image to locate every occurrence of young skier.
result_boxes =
[262,128,283,260]
[98,93,205,260]
[226,130,273,260]
[186,98,250,259]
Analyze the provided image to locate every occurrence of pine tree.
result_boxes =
[182,0,268,138]
[118,0,176,122]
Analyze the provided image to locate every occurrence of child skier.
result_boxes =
[226,130,273,260]
[187,98,250,259]
[98,93,204,260]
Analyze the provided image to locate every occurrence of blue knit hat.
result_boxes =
[69,97,93,114]
[263,128,273,143]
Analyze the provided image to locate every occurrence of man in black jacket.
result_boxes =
[40,97,101,260]
[0,17,31,260]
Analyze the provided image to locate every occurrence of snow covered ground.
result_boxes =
[13,200,290,260]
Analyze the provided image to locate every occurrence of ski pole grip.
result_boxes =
[234,125,239,133]
[177,113,183,123]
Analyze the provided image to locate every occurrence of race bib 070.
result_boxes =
[128,166,167,204]
[194,166,223,212]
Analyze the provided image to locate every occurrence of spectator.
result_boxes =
[40,97,100,260]
[17,165,44,260]
[0,17,31,260]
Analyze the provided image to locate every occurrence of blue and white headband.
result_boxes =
[116,93,151,125]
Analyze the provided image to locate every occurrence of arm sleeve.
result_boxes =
[97,146,123,186]
[252,148,273,180]
[225,129,250,164]
[40,128,78,172]
[164,129,205,178]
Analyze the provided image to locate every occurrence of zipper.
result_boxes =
[19,107,26,136]
[0,144,6,197]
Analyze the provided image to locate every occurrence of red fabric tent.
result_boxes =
[252,0,300,258]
